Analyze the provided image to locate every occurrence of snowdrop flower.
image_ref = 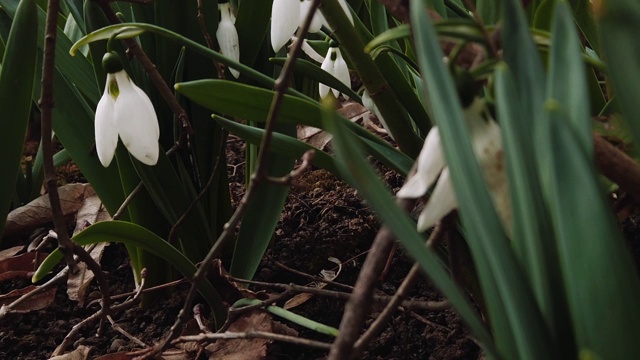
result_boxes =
[319,45,351,99]
[362,90,392,139]
[397,98,511,235]
[95,51,160,167]
[270,0,353,53]
[216,1,240,78]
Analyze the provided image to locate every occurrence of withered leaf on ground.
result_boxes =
[205,310,298,360]
[3,183,97,237]
[284,256,342,310]
[48,345,92,360]
[0,285,56,313]
[67,243,108,305]
[0,251,48,282]
[0,246,25,261]
[297,101,368,150]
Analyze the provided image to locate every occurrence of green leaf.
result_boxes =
[32,221,226,326]
[495,64,575,358]
[598,0,640,148]
[543,102,640,358]
[548,0,591,154]
[412,0,555,357]
[175,80,412,174]
[0,0,37,238]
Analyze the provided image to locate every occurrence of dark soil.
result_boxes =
[0,137,481,359]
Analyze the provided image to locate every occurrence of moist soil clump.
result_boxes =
[0,138,481,359]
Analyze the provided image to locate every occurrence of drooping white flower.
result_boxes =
[95,52,160,167]
[397,98,510,234]
[216,2,240,78]
[319,46,351,99]
[362,90,393,139]
[270,0,353,53]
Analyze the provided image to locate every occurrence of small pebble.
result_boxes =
[110,338,127,352]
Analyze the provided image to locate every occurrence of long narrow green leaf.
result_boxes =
[495,64,574,358]
[0,0,37,238]
[597,0,640,147]
[174,80,411,173]
[548,1,591,154]
[412,0,555,358]
[32,221,225,325]
[543,103,640,359]
[322,102,496,355]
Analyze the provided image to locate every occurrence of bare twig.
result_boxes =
[228,277,448,312]
[328,198,417,360]
[196,0,225,78]
[354,219,449,354]
[139,2,324,358]
[266,150,315,185]
[175,331,332,350]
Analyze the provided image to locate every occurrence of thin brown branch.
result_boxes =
[328,197,417,360]
[228,277,449,312]
[196,0,225,78]
[353,218,450,355]
[266,150,315,185]
[593,133,640,203]
[175,331,333,350]
[139,2,324,358]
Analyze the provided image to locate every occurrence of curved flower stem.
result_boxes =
[320,0,423,157]
[138,1,324,358]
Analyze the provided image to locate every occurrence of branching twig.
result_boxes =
[196,0,224,78]
[228,277,448,312]
[138,1,324,358]
[175,331,332,350]
[353,219,450,354]
[328,198,417,360]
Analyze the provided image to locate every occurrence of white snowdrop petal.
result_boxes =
[337,0,354,25]
[300,0,325,33]
[271,0,300,53]
[417,168,458,232]
[333,48,351,98]
[397,127,445,198]
[94,84,118,168]
[319,49,334,99]
[298,38,325,63]
[114,72,159,166]
[216,14,241,78]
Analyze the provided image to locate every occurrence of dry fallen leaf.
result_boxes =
[0,285,56,313]
[205,310,298,360]
[67,243,108,305]
[0,251,48,282]
[93,352,134,360]
[3,183,97,237]
[48,345,92,360]
[284,257,342,310]
[297,101,368,150]
[0,246,25,261]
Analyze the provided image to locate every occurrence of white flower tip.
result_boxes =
[416,169,457,232]
[271,0,299,53]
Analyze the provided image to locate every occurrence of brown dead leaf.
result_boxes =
[297,101,369,151]
[67,243,107,305]
[94,352,134,360]
[0,251,48,281]
[205,310,298,360]
[0,245,25,261]
[0,285,56,313]
[284,257,342,310]
[73,189,110,236]
[3,183,96,237]
[48,345,92,360]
